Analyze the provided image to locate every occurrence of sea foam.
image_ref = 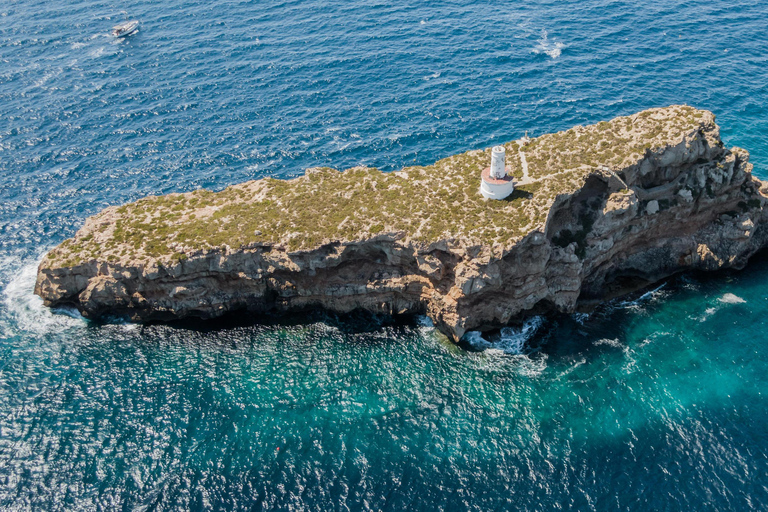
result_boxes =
[1,256,85,337]
[533,30,566,59]
[464,316,544,355]
[718,293,746,304]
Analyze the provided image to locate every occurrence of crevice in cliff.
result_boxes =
[547,175,607,259]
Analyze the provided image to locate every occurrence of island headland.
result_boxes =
[35,106,768,341]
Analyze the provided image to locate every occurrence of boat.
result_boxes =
[111,20,139,38]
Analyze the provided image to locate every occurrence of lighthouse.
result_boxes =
[480,145,515,199]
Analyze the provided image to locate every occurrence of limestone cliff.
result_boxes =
[35,106,768,341]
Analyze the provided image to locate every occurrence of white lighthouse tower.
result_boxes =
[480,145,515,199]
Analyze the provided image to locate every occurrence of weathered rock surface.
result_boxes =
[35,107,768,341]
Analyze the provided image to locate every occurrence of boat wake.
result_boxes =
[533,30,565,59]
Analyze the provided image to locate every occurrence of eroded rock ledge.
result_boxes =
[35,106,768,341]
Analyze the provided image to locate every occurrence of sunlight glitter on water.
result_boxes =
[1,0,768,509]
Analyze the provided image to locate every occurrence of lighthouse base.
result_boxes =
[480,167,515,200]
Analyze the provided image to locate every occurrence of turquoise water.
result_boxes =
[2,0,768,509]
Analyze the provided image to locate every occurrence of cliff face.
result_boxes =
[35,106,768,341]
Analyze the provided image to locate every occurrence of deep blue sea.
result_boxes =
[2,0,768,510]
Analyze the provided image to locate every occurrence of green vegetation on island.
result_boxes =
[47,106,710,267]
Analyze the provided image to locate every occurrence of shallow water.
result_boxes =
[1,0,768,509]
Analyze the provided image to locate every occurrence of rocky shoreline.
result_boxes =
[35,106,768,341]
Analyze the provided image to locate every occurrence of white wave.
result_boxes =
[413,315,437,339]
[516,353,548,377]
[718,293,746,304]
[415,315,434,328]
[533,30,565,59]
[1,256,86,336]
[463,330,486,347]
[498,317,544,354]
[572,312,590,325]
[642,330,670,346]
[594,337,622,348]
[689,293,745,322]
[615,282,667,310]
[695,306,718,322]
[472,343,549,377]
[464,316,543,355]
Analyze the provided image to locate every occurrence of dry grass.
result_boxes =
[47,105,710,267]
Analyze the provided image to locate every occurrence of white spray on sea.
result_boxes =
[0,255,85,337]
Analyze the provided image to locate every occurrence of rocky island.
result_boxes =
[35,106,768,341]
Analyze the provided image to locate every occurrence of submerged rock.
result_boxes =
[35,106,768,341]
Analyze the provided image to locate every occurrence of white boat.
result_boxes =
[111,20,139,38]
